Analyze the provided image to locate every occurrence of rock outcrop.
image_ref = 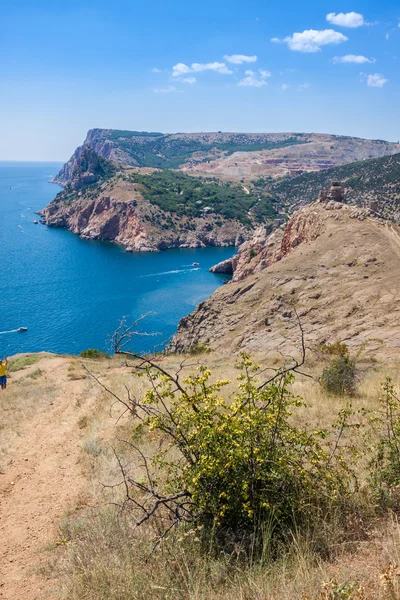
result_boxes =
[170,201,400,360]
[211,198,331,282]
[52,145,115,189]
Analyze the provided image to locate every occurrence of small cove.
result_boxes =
[0,162,234,356]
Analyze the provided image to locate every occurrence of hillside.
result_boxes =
[41,166,278,251]
[2,351,400,599]
[54,129,400,185]
[170,201,400,360]
[266,151,400,221]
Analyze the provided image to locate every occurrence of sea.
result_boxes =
[0,162,235,356]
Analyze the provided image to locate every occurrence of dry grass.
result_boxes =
[42,351,400,600]
[3,351,399,599]
[7,353,42,372]
[54,507,400,600]
[0,366,57,469]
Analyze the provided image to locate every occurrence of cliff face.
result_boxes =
[170,202,400,360]
[52,145,115,188]
[211,200,330,282]
[41,176,250,252]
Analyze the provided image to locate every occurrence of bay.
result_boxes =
[0,162,234,356]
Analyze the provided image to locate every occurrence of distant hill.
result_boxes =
[266,152,400,221]
[54,129,400,185]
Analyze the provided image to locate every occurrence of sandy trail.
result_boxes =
[0,356,95,600]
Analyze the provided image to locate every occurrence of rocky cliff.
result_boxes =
[211,196,336,282]
[170,201,400,360]
[41,172,250,251]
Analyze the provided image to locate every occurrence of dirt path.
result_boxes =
[0,356,96,600]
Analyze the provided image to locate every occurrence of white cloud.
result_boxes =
[279,29,348,52]
[238,69,271,87]
[333,54,375,64]
[153,86,177,94]
[152,67,162,73]
[224,54,258,64]
[172,61,232,77]
[326,12,365,28]
[271,37,281,43]
[192,62,232,74]
[172,63,192,77]
[182,77,196,84]
[367,73,388,87]
[281,83,290,90]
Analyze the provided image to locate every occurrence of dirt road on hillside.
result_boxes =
[0,356,95,600]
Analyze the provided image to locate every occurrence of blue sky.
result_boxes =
[0,0,399,160]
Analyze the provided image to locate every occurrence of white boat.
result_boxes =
[192,262,200,267]
[17,327,28,332]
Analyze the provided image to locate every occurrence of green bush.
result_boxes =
[189,342,212,355]
[318,341,349,358]
[127,355,355,551]
[368,378,400,506]
[320,354,357,396]
[80,348,110,359]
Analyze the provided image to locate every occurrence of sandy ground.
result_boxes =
[0,355,98,600]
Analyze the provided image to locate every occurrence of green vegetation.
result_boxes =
[50,354,400,599]
[321,354,357,396]
[369,378,400,506]
[188,341,213,355]
[108,130,164,140]
[80,348,111,359]
[130,170,276,224]
[319,342,357,396]
[266,152,400,220]
[97,156,117,180]
[122,355,357,552]
[8,354,41,372]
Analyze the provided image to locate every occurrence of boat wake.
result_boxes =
[0,327,28,335]
[140,267,200,278]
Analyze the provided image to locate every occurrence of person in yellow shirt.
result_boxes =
[0,356,8,390]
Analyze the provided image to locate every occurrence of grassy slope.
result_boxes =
[3,352,399,599]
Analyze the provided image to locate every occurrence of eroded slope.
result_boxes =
[170,202,400,360]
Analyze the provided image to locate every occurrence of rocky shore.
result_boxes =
[40,177,250,252]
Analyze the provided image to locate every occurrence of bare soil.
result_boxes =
[0,356,97,599]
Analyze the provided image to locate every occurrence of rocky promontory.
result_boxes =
[170,201,400,360]
[41,171,252,252]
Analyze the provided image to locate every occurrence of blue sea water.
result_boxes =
[0,162,235,356]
